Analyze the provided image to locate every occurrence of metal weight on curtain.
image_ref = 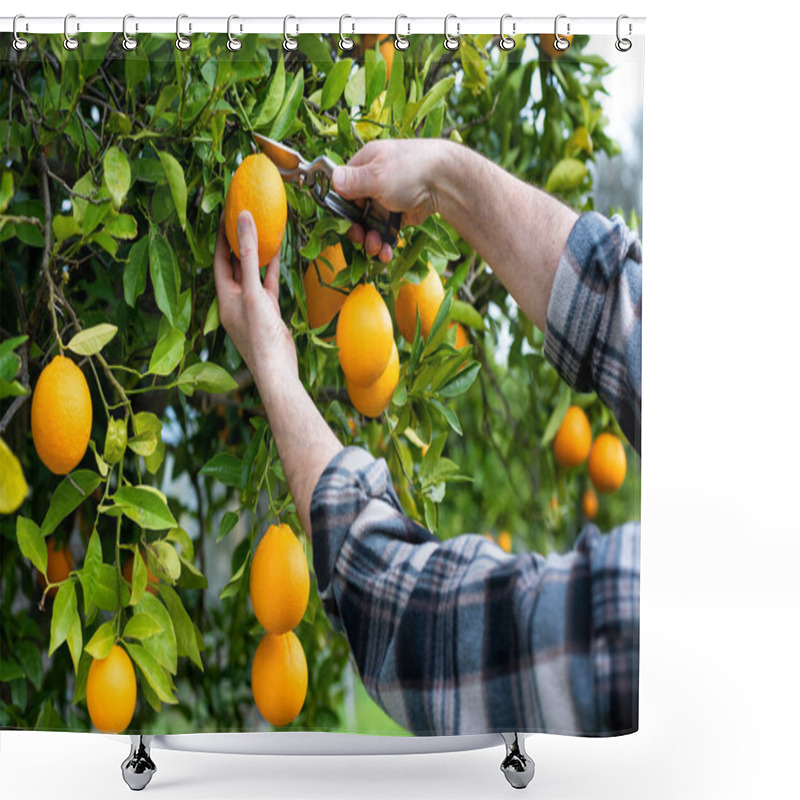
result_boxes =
[394,15,410,51]
[443,14,460,51]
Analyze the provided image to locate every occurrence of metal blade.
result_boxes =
[252,133,302,175]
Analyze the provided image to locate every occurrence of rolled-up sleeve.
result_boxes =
[545,212,642,453]
[311,446,640,737]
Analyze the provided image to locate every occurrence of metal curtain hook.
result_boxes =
[554,14,571,52]
[64,14,79,50]
[615,15,633,52]
[339,15,354,50]
[13,14,29,51]
[122,14,138,51]
[176,14,191,51]
[227,15,242,51]
[283,16,298,51]
[499,14,515,51]
[394,15,410,51]
[444,14,460,51]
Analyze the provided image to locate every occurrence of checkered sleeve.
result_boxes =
[311,446,640,736]
[545,212,642,453]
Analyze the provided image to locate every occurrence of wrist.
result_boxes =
[428,140,475,222]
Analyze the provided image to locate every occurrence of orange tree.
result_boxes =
[0,32,639,733]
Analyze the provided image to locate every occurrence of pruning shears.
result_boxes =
[253,133,401,248]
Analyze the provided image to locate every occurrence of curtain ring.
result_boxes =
[394,15,410,51]
[13,15,29,51]
[176,14,191,51]
[122,15,138,51]
[443,14,460,51]
[339,15,354,51]
[553,14,571,52]
[499,14,515,51]
[283,16,298,51]
[227,15,242,51]
[615,15,633,52]
[64,14,79,51]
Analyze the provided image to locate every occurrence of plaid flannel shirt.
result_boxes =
[310,212,642,736]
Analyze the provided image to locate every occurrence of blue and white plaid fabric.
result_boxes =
[310,211,642,736]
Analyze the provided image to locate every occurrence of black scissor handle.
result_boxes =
[321,190,401,249]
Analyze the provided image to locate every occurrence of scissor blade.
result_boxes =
[253,133,302,176]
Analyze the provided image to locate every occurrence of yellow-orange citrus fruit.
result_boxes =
[249,524,310,634]
[361,34,378,50]
[380,37,395,80]
[451,322,468,350]
[552,405,592,468]
[346,340,399,418]
[31,355,92,475]
[251,631,308,727]
[122,550,159,596]
[86,644,137,733]
[224,153,288,267]
[37,538,74,596]
[588,433,627,493]
[582,488,599,519]
[394,263,445,343]
[304,243,349,331]
[538,34,574,59]
[497,531,512,553]
[336,283,394,386]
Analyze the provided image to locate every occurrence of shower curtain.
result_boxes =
[0,25,643,740]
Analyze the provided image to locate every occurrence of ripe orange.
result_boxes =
[249,523,309,634]
[451,322,468,350]
[224,153,287,267]
[552,405,592,467]
[346,339,399,418]
[31,355,92,475]
[304,243,349,331]
[86,644,137,733]
[588,433,627,493]
[251,631,308,727]
[582,488,599,519]
[394,263,445,343]
[336,283,394,386]
[37,537,74,596]
[122,550,159,596]
[538,34,574,59]
[497,531,512,553]
[380,37,395,80]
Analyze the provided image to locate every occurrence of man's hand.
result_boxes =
[213,211,297,399]
[332,139,448,262]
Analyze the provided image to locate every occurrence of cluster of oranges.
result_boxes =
[248,523,310,727]
[552,405,627,521]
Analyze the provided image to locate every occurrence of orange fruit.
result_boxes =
[86,644,137,733]
[37,537,74,596]
[497,531,512,553]
[380,37,395,81]
[451,322,468,350]
[31,355,92,474]
[588,433,627,493]
[224,153,287,267]
[394,263,445,343]
[304,243,349,331]
[122,550,159,596]
[582,488,599,519]
[336,283,394,386]
[346,340,399,418]
[249,523,309,634]
[361,34,378,50]
[552,405,592,468]
[251,631,308,727]
[538,34,574,59]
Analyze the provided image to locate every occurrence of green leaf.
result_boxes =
[17,640,44,690]
[103,417,128,464]
[203,296,220,336]
[136,593,178,674]
[413,77,456,127]
[103,146,131,209]
[136,412,165,475]
[157,151,188,230]
[177,555,208,591]
[52,214,80,241]
[177,362,238,396]
[124,237,148,307]
[439,362,481,398]
[87,563,125,612]
[102,213,138,240]
[67,614,83,673]
[127,430,157,457]
[364,50,386,109]
[0,657,24,682]
[427,397,462,436]
[0,171,13,213]
[0,335,26,380]
[256,55,285,128]
[159,584,203,670]
[82,528,103,608]
[452,300,484,331]
[129,547,148,607]
[16,517,47,576]
[148,234,179,326]
[541,389,572,446]
[150,540,181,582]
[270,71,304,141]
[123,613,164,641]
[217,510,240,542]
[148,326,185,376]
[111,486,177,531]
[72,652,92,705]
[84,620,116,660]
[219,559,247,601]
[321,58,353,110]
[67,323,117,356]
[199,452,243,488]
[545,158,588,194]
[49,580,77,657]
[124,642,177,704]
[41,471,102,537]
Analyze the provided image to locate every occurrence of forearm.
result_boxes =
[431,142,578,332]
[255,369,342,538]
